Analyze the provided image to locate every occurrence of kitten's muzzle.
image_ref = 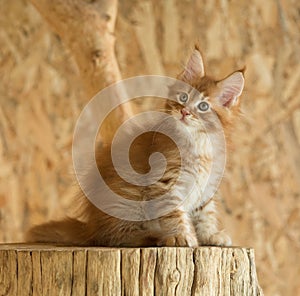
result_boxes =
[181,108,191,118]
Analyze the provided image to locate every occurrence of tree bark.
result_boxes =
[0,245,263,296]
[29,0,134,142]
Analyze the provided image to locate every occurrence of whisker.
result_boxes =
[155,108,173,112]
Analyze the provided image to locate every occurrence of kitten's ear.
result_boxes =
[215,71,245,108]
[180,46,205,81]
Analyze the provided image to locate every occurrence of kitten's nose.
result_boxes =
[181,108,190,117]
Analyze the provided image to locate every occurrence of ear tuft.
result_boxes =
[180,45,205,81]
[216,71,244,108]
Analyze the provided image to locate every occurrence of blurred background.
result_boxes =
[0,0,300,295]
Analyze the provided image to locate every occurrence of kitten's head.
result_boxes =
[167,45,245,133]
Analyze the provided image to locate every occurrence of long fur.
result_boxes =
[26,46,244,247]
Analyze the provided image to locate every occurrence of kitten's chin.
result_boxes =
[172,114,199,131]
[178,118,207,135]
[173,114,190,125]
[178,118,197,129]
[179,118,189,125]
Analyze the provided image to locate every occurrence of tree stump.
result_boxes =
[0,244,263,296]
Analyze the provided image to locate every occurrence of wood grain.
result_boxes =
[28,0,134,143]
[0,245,263,296]
[1,1,300,295]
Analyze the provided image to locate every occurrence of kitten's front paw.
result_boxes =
[157,234,198,247]
[199,231,232,246]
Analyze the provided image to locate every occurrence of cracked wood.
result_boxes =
[0,245,263,296]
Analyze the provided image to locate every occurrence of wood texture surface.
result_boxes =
[29,0,134,142]
[0,245,262,296]
[1,1,300,295]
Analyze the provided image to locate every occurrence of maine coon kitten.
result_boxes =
[26,45,244,247]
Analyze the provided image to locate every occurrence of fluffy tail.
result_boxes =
[25,218,87,245]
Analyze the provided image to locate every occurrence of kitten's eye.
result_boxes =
[178,92,189,103]
[197,101,210,112]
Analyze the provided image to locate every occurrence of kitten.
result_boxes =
[26,45,244,247]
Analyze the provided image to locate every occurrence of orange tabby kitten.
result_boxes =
[26,45,244,247]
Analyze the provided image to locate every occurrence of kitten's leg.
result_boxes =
[192,199,232,246]
[155,209,198,247]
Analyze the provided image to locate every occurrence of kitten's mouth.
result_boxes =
[179,108,191,125]
[180,116,189,125]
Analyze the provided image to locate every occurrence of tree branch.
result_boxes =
[29,0,134,141]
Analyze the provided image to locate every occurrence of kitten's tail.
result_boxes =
[25,217,87,245]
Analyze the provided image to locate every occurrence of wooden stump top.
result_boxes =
[0,244,263,296]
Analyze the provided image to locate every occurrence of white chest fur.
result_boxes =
[172,129,213,212]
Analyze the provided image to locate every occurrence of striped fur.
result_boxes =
[26,46,244,247]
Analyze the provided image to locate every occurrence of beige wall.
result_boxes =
[0,1,300,295]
